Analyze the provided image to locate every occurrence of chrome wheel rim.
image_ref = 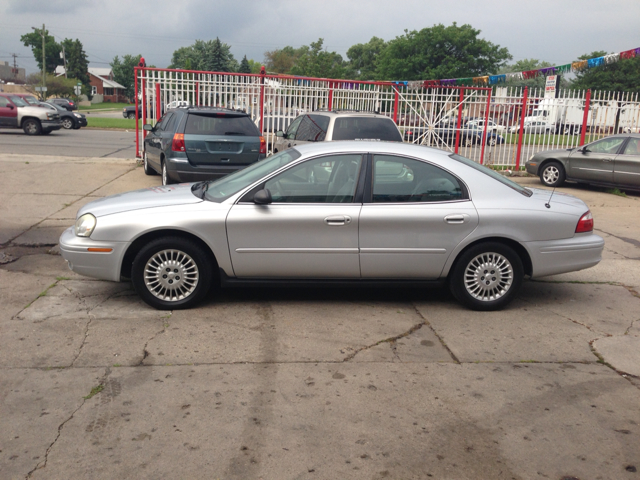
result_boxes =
[542,166,559,185]
[144,249,199,302]
[464,252,513,302]
[62,119,72,129]
[162,164,167,185]
[25,122,37,134]
[144,153,149,171]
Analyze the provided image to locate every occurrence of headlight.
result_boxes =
[75,213,96,237]
[73,113,82,118]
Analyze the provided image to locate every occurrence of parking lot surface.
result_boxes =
[0,152,639,479]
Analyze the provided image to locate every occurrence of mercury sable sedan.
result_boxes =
[59,141,604,311]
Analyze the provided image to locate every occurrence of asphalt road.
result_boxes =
[0,128,138,158]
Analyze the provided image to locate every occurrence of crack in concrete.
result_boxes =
[598,228,640,249]
[411,304,461,364]
[137,316,171,367]
[25,367,111,479]
[342,322,427,362]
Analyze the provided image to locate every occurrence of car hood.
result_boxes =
[528,187,589,210]
[532,148,574,160]
[78,183,203,218]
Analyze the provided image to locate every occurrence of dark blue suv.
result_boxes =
[143,107,267,185]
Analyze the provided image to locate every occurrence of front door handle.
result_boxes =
[602,158,612,162]
[444,214,465,224]
[325,215,351,226]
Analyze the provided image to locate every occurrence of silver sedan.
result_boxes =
[59,141,604,311]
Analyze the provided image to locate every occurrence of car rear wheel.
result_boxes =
[161,161,173,185]
[132,237,212,310]
[23,119,42,135]
[61,118,74,129]
[450,242,523,311]
[143,152,157,176]
[540,161,565,187]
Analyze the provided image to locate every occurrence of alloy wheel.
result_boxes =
[463,252,514,302]
[143,249,199,302]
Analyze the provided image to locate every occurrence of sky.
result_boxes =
[1,0,639,78]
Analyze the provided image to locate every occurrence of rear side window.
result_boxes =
[295,114,330,142]
[332,117,402,142]
[184,114,260,136]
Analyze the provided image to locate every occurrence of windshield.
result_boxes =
[449,154,532,197]
[9,96,28,107]
[204,149,301,202]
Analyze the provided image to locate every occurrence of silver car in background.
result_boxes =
[59,141,604,311]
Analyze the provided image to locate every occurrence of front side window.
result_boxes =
[0,97,10,107]
[285,115,303,139]
[372,155,464,203]
[8,96,27,107]
[587,137,626,154]
[295,114,329,142]
[265,154,362,203]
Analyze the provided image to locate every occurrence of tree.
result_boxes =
[111,54,142,101]
[238,55,252,74]
[376,23,511,81]
[571,51,640,94]
[20,28,62,73]
[263,46,304,74]
[25,73,76,100]
[345,36,387,80]
[169,38,237,72]
[61,38,91,94]
[289,39,346,79]
[498,59,568,90]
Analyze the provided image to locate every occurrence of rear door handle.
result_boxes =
[325,215,351,226]
[444,214,465,224]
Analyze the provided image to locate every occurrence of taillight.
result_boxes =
[575,211,594,233]
[259,136,266,155]
[172,133,185,152]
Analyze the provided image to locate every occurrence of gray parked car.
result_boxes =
[273,111,402,152]
[526,133,640,190]
[60,141,603,312]
[143,107,267,185]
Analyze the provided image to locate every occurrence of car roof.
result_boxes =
[179,106,249,116]
[291,139,452,158]
[301,110,391,118]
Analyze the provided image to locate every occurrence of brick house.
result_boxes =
[55,66,126,103]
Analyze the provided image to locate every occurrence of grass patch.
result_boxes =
[605,188,628,197]
[79,102,131,111]
[86,117,141,129]
[84,384,104,399]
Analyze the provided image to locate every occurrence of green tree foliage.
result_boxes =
[346,36,387,80]
[20,28,62,73]
[238,55,252,74]
[571,51,640,94]
[497,59,570,90]
[25,73,76,100]
[111,54,142,101]
[289,39,345,79]
[169,38,237,72]
[61,38,91,92]
[376,23,511,81]
[264,46,304,74]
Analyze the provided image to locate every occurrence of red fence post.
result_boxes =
[141,69,147,140]
[479,88,492,165]
[328,82,333,111]
[195,82,199,106]
[393,86,399,123]
[134,67,139,157]
[155,83,161,124]
[259,66,266,133]
[579,89,591,146]
[454,88,465,154]
[515,87,528,170]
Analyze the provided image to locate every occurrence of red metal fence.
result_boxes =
[134,67,640,169]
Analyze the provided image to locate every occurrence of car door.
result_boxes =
[614,137,640,187]
[144,112,173,166]
[359,155,478,279]
[226,153,364,278]
[568,136,625,183]
[0,96,18,127]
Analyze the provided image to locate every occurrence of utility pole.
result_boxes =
[11,53,18,80]
[41,24,45,87]
[60,44,67,78]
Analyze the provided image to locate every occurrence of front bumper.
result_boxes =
[526,234,605,278]
[59,227,128,282]
[525,161,539,175]
[41,119,62,132]
[75,117,88,127]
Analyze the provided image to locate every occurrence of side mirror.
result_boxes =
[276,131,284,137]
[8,104,14,109]
[580,146,589,154]
[253,189,272,205]
[143,124,153,132]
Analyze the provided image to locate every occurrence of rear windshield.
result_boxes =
[332,117,402,142]
[9,96,28,107]
[184,113,260,136]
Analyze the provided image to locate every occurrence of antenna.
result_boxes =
[545,187,556,209]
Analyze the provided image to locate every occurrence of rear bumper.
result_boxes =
[166,154,266,182]
[525,234,604,277]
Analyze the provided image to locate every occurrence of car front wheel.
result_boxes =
[540,161,565,187]
[131,237,212,310]
[450,242,523,311]
[61,118,74,129]
[127,112,136,119]
[23,119,42,135]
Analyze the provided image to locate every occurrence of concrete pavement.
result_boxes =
[0,153,638,479]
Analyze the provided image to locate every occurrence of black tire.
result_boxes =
[127,112,136,119]
[161,161,173,185]
[449,242,523,311]
[539,161,565,187]
[143,152,157,175]
[131,237,213,310]
[61,118,74,129]
[23,119,41,135]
